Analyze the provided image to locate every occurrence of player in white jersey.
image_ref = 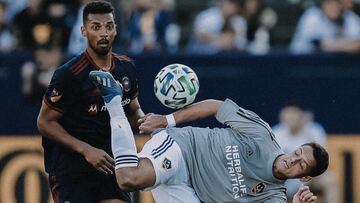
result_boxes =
[89,71,328,203]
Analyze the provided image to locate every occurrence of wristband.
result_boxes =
[165,114,176,128]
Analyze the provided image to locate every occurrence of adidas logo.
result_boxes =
[96,76,111,87]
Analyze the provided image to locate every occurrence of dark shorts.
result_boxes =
[49,173,131,203]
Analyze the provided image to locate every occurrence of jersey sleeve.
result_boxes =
[43,68,75,113]
[216,99,274,140]
[116,56,139,100]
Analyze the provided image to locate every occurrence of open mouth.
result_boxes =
[98,40,109,46]
[283,160,289,169]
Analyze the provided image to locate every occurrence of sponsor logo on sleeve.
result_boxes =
[162,158,172,170]
[50,88,62,102]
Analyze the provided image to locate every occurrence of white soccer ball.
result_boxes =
[154,64,200,109]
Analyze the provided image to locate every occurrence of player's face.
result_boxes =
[274,145,316,179]
[82,13,116,55]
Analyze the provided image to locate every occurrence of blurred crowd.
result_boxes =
[2,0,357,105]
[1,0,360,56]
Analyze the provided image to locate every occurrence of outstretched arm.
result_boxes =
[138,99,223,134]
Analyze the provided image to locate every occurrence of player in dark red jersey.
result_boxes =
[37,1,144,202]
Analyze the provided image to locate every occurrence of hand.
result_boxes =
[138,113,167,134]
[82,145,115,175]
[293,184,317,203]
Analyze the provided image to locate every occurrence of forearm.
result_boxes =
[128,108,145,130]
[38,120,90,155]
[128,98,145,130]
[138,99,223,134]
[172,99,222,125]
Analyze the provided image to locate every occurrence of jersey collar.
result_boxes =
[85,50,115,72]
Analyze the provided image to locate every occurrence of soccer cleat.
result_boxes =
[89,70,123,103]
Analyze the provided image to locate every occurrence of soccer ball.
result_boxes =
[154,64,200,109]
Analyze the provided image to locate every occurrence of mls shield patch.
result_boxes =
[251,182,266,195]
[162,158,172,170]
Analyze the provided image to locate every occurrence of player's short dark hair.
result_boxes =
[302,142,329,177]
[83,1,114,24]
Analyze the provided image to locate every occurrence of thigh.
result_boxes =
[49,174,131,203]
[139,130,200,203]
[96,174,132,203]
[49,175,97,203]
[138,130,189,188]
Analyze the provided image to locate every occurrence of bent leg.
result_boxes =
[139,130,201,203]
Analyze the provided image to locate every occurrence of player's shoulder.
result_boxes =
[112,52,138,76]
[112,52,135,65]
[54,54,87,78]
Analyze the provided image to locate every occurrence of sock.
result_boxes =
[105,95,138,169]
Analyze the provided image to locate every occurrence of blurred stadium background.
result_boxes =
[0,0,360,202]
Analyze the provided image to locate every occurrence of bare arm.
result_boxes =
[172,99,222,124]
[115,158,156,191]
[37,101,114,174]
[127,97,145,130]
[139,99,223,134]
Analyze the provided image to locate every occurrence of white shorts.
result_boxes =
[138,130,200,203]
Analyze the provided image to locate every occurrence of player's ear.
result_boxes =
[81,25,86,37]
[114,24,117,36]
[299,176,312,182]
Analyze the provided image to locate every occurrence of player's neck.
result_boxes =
[86,48,112,71]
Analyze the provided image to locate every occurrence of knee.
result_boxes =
[115,170,141,192]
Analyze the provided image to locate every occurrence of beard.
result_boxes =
[95,45,111,55]
[89,39,112,56]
